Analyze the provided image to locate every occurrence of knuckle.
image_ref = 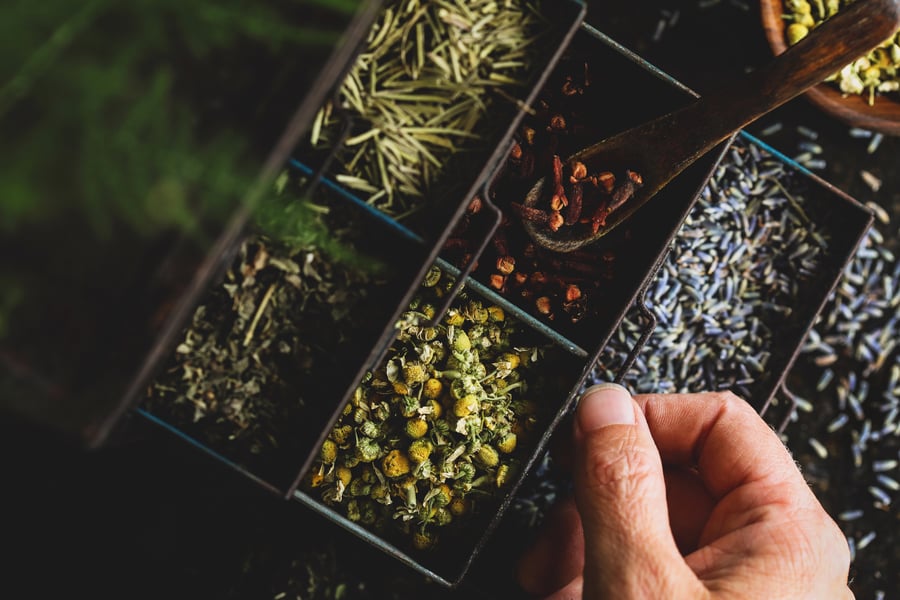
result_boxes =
[585,432,658,497]
[710,389,744,407]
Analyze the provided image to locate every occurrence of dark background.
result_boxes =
[4,1,898,598]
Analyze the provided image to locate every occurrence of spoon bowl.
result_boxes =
[523,0,900,252]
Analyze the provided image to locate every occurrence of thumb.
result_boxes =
[573,383,700,599]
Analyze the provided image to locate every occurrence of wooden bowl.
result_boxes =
[761,0,900,135]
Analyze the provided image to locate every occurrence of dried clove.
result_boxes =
[511,203,553,227]
[608,169,644,213]
[564,181,583,226]
[550,155,568,211]
[496,255,516,275]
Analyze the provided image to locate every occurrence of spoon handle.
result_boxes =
[577,0,900,178]
[701,0,900,143]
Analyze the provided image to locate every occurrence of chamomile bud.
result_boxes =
[359,500,377,525]
[455,461,476,482]
[496,464,512,487]
[435,507,453,526]
[787,23,809,45]
[403,361,428,385]
[487,305,505,322]
[449,497,470,517]
[320,439,338,463]
[428,399,443,420]
[360,467,376,484]
[497,432,517,454]
[412,529,436,551]
[400,395,420,418]
[450,375,482,400]
[445,311,465,327]
[335,466,353,487]
[382,449,411,478]
[497,351,520,370]
[475,445,499,468]
[423,378,443,399]
[371,402,391,422]
[419,304,436,320]
[786,0,811,14]
[331,424,353,445]
[352,386,365,407]
[451,329,471,352]
[355,438,380,463]
[408,439,434,463]
[370,482,389,501]
[349,478,371,497]
[423,266,442,287]
[432,484,452,507]
[405,418,429,439]
[397,476,418,497]
[346,499,362,522]
[453,394,480,417]
[359,420,381,439]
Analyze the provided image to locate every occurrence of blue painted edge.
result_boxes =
[738,130,815,178]
[287,158,424,244]
[288,159,588,358]
[134,407,280,494]
[293,490,453,588]
[434,258,589,358]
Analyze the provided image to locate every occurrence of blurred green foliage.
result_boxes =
[0,0,356,234]
[0,0,361,344]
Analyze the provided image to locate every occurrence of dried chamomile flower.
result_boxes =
[305,268,547,551]
[784,0,900,103]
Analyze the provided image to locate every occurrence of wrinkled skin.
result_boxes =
[518,389,853,600]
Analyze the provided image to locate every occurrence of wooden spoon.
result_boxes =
[522,0,900,253]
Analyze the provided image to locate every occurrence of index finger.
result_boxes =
[633,391,807,502]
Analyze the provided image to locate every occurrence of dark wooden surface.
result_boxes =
[4,2,899,599]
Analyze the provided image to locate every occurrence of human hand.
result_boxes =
[517,384,852,599]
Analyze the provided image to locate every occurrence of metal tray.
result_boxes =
[0,0,385,447]
[289,24,732,587]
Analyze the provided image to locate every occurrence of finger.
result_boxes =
[664,466,715,555]
[574,383,704,598]
[550,436,716,555]
[516,496,584,597]
[633,391,813,504]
